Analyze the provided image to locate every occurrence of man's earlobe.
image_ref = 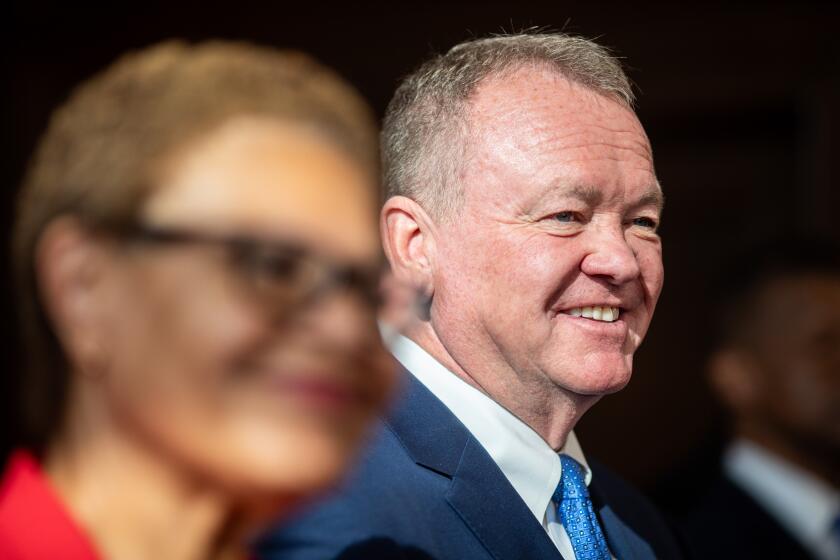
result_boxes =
[380,196,436,294]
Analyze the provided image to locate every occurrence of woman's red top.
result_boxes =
[0,450,100,560]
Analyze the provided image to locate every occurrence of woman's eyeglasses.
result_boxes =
[119,224,383,315]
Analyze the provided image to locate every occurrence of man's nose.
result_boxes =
[580,226,641,285]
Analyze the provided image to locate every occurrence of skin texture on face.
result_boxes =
[71,117,392,505]
[407,67,664,446]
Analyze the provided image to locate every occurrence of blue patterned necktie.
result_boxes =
[553,454,611,560]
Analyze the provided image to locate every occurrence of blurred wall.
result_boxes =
[3,1,839,493]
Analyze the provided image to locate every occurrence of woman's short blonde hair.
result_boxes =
[13,40,379,451]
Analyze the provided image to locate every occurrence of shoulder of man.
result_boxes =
[678,470,815,560]
[253,420,448,560]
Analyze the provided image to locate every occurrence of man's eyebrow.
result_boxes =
[556,184,664,212]
[565,185,602,206]
[634,185,665,212]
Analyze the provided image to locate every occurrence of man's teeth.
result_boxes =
[566,306,620,322]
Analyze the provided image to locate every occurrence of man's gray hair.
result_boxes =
[382,32,635,220]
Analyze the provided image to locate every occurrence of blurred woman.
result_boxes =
[0,41,394,560]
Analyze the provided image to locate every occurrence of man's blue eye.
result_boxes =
[633,217,657,229]
[554,211,576,222]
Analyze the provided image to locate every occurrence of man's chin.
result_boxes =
[553,357,633,396]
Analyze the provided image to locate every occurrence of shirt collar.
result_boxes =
[725,439,840,550]
[389,333,592,524]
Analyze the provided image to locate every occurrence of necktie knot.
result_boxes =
[554,454,590,502]
[554,454,611,560]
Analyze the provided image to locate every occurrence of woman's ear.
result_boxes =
[36,216,114,377]
[380,196,437,300]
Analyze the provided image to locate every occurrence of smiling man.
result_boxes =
[258,32,685,560]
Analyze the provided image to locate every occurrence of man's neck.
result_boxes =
[403,323,599,451]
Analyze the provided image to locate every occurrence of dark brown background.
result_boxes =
[3,1,839,496]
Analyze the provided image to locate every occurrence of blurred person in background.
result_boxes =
[681,238,840,560]
[0,40,394,560]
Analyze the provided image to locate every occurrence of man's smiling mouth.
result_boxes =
[562,306,621,322]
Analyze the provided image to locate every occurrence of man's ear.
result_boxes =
[380,196,437,297]
[36,216,113,377]
[707,347,763,414]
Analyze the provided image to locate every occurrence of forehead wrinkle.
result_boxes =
[511,125,653,165]
[470,93,652,168]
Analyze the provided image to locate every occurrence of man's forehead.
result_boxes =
[465,69,649,158]
[744,277,840,350]
[458,66,657,209]
[469,65,634,122]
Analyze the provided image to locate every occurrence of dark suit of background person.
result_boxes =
[257,31,687,560]
[674,239,840,560]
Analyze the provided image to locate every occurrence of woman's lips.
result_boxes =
[269,374,364,412]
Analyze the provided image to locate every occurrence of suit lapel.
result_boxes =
[589,481,657,560]
[598,506,656,560]
[446,437,566,560]
[385,367,469,476]
[386,369,564,560]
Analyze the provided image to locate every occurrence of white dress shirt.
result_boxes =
[390,333,614,560]
[725,439,840,560]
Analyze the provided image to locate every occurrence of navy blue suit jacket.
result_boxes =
[680,472,815,559]
[257,368,687,560]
